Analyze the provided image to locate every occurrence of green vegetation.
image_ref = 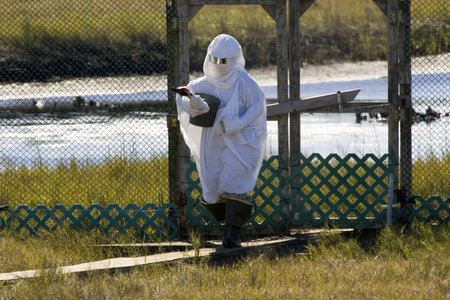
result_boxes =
[0,222,448,299]
[0,154,450,207]
[190,0,387,67]
[412,153,450,198]
[0,0,167,81]
[0,0,447,81]
[0,156,169,208]
[0,153,448,209]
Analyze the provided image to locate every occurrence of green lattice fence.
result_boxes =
[407,196,450,225]
[185,156,287,233]
[289,153,397,228]
[0,203,178,240]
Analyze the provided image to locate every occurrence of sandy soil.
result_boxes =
[248,60,388,86]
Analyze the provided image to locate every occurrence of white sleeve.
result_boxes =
[222,78,266,134]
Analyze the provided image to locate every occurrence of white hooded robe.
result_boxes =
[176,34,267,204]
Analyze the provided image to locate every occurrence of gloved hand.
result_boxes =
[185,90,209,114]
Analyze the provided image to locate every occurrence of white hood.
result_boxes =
[203,34,245,89]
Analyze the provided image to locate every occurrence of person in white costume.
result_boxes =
[176,34,267,248]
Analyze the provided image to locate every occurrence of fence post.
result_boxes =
[167,0,191,237]
[399,0,412,198]
[276,1,290,234]
[387,0,400,226]
[289,0,301,155]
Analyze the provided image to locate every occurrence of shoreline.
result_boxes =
[193,53,448,86]
[0,54,447,102]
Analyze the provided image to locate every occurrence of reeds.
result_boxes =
[0,0,446,81]
[0,222,448,299]
[0,153,448,208]
[0,156,169,208]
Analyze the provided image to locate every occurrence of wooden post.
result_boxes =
[289,0,301,154]
[387,0,400,226]
[277,1,290,233]
[167,0,192,236]
[262,1,289,233]
[275,1,288,163]
[399,0,412,197]
[289,0,315,154]
[167,0,178,207]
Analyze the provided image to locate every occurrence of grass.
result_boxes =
[0,222,448,299]
[0,156,169,208]
[412,153,450,198]
[0,0,447,81]
[0,152,448,209]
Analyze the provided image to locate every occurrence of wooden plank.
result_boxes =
[0,236,311,282]
[299,101,388,114]
[267,89,360,118]
[0,248,216,282]
[188,0,278,5]
[289,0,301,154]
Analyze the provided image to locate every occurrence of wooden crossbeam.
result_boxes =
[267,89,360,118]
[188,0,278,5]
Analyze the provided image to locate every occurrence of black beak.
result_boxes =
[170,88,190,96]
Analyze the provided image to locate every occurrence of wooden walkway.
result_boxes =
[0,235,313,283]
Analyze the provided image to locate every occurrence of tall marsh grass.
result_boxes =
[0,153,447,209]
[0,222,448,299]
[0,0,447,81]
[412,153,450,198]
[0,156,169,208]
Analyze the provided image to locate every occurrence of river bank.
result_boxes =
[1,54,447,102]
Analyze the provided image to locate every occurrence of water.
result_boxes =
[0,73,448,168]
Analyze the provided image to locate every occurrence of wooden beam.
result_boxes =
[373,0,387,16]
[267,89,360,118]
[302,101,388,114]
[261,5,276,20]
[299,0,315,17]
[188,5,203,22]
[188,0,278,5]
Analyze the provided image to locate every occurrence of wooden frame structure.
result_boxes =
[167,0,412,229]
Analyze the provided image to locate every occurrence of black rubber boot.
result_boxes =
[200,198,225,223]
[222,225,242,248]
[222,197,253,248]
